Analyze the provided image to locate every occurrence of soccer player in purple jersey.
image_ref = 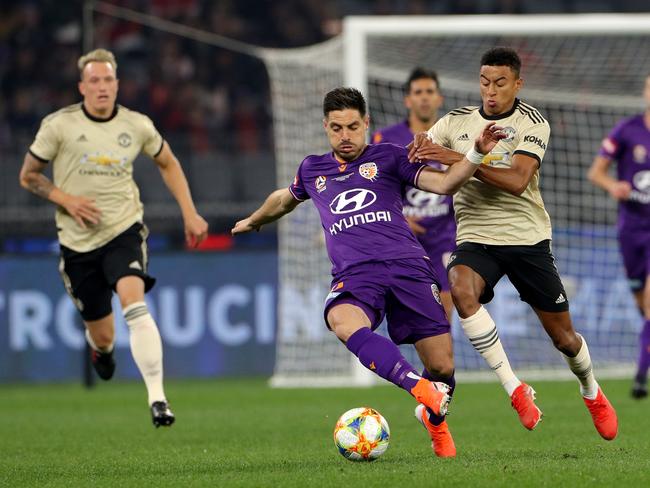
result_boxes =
[588,74,650,399]
[232,87,506,458]
[371,68,455,319]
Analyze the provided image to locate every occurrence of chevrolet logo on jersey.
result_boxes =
[81,152,127,167]
[482,151,511,167]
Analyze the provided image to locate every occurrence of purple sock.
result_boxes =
[636,319,650,383]
[346,328,420,393]
[422,369,455,425]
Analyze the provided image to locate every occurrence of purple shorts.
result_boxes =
[618,228,650,291]
[324,258,450,345]
[418,236,455,291]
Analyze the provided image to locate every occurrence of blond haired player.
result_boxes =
[19,48,208,427]
[409,47,618,440]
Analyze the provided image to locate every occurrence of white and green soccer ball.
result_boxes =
[333,407,390,461]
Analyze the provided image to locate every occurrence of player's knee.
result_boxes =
[116,276,145,309]
[450,283,479,317]
[91,329,114,348]
[421,352,454,378]
[327,303,371,342]
[426,363,454,379]
[331,323,366,343]
[119,293,144,310]
[327,314,355,343]
[551,331,581,356]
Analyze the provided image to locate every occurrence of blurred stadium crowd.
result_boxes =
[1,0,649,246]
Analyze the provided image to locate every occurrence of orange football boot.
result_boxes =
[415,404,456,458]
[583,387,618,440]
[510,382,542,430]
[411,378,450,416]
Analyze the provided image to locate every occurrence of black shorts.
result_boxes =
[58,222,156,321]
[447,239,569,313]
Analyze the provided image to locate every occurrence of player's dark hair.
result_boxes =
[481,47,521,77]
[323,87,367,117]
[404,67,439,94]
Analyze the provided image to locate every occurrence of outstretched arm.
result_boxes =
[408,134,464,166]
[232,188,301,234]
[154,141,208,247]
[19,152,102,229]
[587,154,631,200]
[416,122,506,195]
[472,153,538,196]
[409,130,540,196]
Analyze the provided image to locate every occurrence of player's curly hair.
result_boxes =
[77,48,118,79]
[323,87,367,117]
[481,47,521,77]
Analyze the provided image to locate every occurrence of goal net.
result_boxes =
[265,14,650,386]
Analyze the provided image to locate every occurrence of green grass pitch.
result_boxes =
[1,378,648,487]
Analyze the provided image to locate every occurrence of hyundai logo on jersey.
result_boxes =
[329,189,377,214]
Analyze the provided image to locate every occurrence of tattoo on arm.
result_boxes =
[27,173,55,199]
[20,156,54,200]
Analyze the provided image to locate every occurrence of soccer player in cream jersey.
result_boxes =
[410,47,618,440]
[588,74,650,400]
[19,49,208,427]
[233,87,506,457]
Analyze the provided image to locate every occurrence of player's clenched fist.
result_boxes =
[231,217,260,235]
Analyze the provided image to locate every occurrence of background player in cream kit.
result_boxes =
[19,48,208,427]
[410,47,618,441]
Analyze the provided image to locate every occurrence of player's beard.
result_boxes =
[415,107,435,125]
[334,143,364,162]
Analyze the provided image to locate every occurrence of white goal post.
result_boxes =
[264,14,650,387]
[343,14,650,93]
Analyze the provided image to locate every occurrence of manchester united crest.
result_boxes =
[118,132,132,148]
[500,126,516,143]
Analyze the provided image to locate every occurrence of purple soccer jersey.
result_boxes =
[599,115,650,232]
[372,121,456,290]
[289,143,429,275]
[599,115,650,289]
[372,120,413,146]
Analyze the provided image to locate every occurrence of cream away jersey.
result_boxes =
[427,99,552,245]
[29,103,163,252]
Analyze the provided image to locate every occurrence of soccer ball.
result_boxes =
[333,407,390,461]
